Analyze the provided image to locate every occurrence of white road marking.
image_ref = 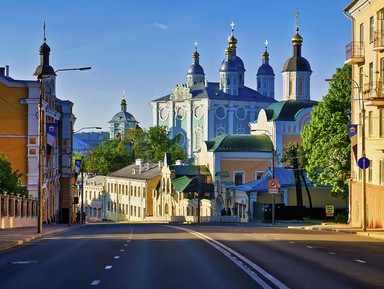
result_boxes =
[124,244,128,247]
[289,241,295,244]
[120,249,125,252]
[126,240,131,242]
[105,265,112,269]
[113,256,120,259]
[90,280,101,285]
[306,246,313,249]
[328,252,336,255]
[355,259,366,264]
[171,226,289,289]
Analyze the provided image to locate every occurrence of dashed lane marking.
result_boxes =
[105,265,112,270]
[90,280,101,286]
[113,256,120,259]
[355,259,366,264]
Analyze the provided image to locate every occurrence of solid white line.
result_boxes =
[171,226,289,289]
[90,280,101,285]
[355,259,366,264]
[105,265,112,269]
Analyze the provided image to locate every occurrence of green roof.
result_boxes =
[205,134,273,152]
[172,176,196,192]
[251,100,318,123]
[170,165,210,176]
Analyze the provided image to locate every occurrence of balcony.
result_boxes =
[373,31,384,52]
[363,81,384,108]
[345,41,365,65]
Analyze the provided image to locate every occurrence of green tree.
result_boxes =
[85,138,133,175]
[0,152,24,196]
[126,126,186,163]
[301,65,352,198]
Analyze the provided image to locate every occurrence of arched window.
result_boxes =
[234,172,244,185]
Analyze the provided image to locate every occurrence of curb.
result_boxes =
[288,225,384,241]
[0,225,80,252]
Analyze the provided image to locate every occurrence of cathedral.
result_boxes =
[151,23,277,157]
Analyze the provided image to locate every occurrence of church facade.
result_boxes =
[151,24,276,158]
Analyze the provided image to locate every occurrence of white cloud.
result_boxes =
[152,22,167,29]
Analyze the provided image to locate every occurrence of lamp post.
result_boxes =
[36,66,91,233]
[325,78,366,231]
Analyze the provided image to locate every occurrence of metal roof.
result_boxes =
[205,134,273,152]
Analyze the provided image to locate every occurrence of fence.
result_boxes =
[0,193,38,229]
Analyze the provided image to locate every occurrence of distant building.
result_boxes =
[151,24,276,158]
[104,160,161,221]
[109,92,140,140]
[74,131,109,152]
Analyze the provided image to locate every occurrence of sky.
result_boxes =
[0,0,352,132]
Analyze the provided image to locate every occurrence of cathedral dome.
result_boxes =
[282,56,311,72]
[187,63,205,74]
[257,63,274,75]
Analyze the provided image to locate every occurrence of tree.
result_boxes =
[85,138,133,175]
[281,142,312,212]
[84,126,186,176]
[301,65,352,198]
[0,152,24,196]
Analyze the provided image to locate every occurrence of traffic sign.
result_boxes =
[358,157,370,169]
[268,179,279,194]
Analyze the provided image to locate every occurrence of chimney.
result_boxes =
[0,67,5,75]
[5,65,9,77]
[176,160,183,165]
[136,158,143,173]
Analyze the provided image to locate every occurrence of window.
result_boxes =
[360,23,364,43]
[368,160,373,183]
[370,16,374,43]
[368,111,373,137]
[369,62,374,84]
[194,127,202,150]
[236,106,246,120]
[380,109,384,138]
[379,160,383,185]
[234,171,244,186]
[255,171,264,180]
[215,105,226,119]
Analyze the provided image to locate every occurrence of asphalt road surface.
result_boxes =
[0,223,383,289]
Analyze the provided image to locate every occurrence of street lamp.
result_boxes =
[36,66,91,233]
[325,78,367,231]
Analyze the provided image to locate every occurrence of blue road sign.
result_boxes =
[358,157,370,169]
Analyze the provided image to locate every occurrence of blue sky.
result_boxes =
[0,0,351,131]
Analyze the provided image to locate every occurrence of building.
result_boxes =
[151,24,276,158]
[0,33,75,224]
[344,0,384,229]
[250,19,317,159]
[232,167,346,222]
[104,160,161,221]
[152,153,214,221]
[199,134,274,216]
[109,93,140,140]
[78,175,106,222]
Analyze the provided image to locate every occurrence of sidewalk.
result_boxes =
[0,224,77,252]
[286,222,384,240]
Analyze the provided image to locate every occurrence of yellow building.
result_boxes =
[344,0,384,229]
[0,35,76,225]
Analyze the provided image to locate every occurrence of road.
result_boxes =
[0,223,383,289]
